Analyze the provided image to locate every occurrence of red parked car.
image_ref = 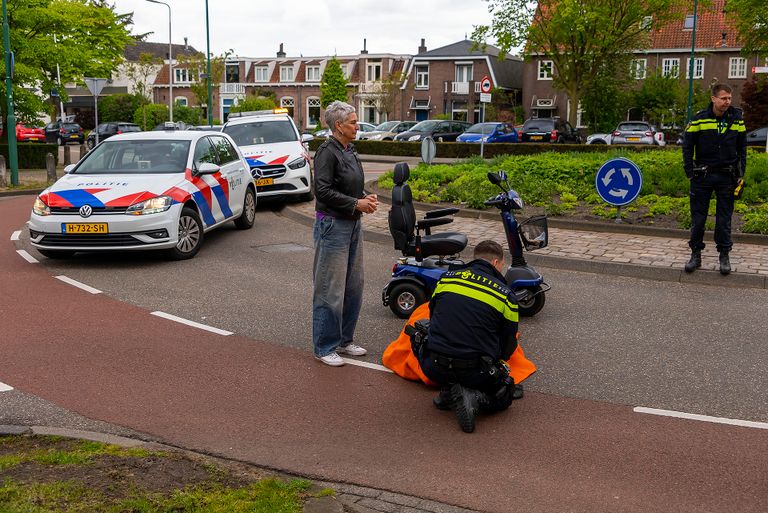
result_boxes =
[16,124,46,143]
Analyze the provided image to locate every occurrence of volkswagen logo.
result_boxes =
[79,205,93,218]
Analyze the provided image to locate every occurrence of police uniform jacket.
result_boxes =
[682,104,747,179]
[426,259,519,361]
[314,136,365,220]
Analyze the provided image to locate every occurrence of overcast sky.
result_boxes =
[111,0,496,58]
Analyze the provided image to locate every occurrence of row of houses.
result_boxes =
[62,3,766,131]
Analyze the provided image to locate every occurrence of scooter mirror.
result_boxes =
[487,172,501,185]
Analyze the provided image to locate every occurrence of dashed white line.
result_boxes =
[55,275,102,294]
[341,359,393,373]
[0,382,13,392]
[634,406,768,430]
[10,230,21,241]
[16,250,38,263]
[151,311,233,336]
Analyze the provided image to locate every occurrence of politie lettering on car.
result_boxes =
[27,130,257,260]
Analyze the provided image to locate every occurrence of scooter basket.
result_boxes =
[518,215,548,250]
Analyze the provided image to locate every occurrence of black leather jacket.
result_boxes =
[427,259,519,360]
[682,104,747,179]
[313,136,365,219]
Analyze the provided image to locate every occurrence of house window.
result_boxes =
[254,66,269,82]
[306,66,320,82]
[630,59,647,79]
[640,16,652,30]
[729,57,747,78]
[538,60,553,80]
[685,57,704,79]
[307,97,321,127]
[683,14,695,30]
[280,96,294,117]
[415,65,429,88]
[225,63,239,83]
[662,58,680,78]
[174,68,191,83]
[367,61,382,82]
[455,63,473,83]
[280,66,294,82]
[452,101,468,121]
[340,64,349,79]
[362,100,377,124]
[175,96,188,107]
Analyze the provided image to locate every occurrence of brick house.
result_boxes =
[398,39,523,123]
[522,0,767,127]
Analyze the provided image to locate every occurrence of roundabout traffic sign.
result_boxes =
[595,157,643,207]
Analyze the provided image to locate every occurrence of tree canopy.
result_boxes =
[472,0,685,127]
[0,0,134,126]
[725,0,768,57]
[320,57,348,108]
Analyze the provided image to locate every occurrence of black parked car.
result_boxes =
[393,120,472,142]
[44,120,84,145]
[86,122,141,149]
[519,118,581,144]
[746,126,768,147]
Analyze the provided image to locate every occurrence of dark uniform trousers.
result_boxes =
[689,170,735,253]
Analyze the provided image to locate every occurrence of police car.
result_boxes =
[28,130,257,260]
[222,109,313,202]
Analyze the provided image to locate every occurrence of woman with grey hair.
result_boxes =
[311,100,379,366]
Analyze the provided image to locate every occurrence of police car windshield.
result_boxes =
[74,140,191,174]
[223,120,298,146]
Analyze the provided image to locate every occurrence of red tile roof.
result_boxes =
[650,0,740,49]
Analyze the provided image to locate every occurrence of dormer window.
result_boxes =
[683,14,695,30]
[641,16,652,30]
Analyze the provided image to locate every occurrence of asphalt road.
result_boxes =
[2,194,767,512]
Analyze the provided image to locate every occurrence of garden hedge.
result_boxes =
[0,143,59,169]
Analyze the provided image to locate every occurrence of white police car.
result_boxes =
[222,109,313,202]
[28,130,256,260]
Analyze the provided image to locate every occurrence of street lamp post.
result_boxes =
[205,0,213,125]
[2,0,19,185]
[686,0,698,124]
[146,0,173,122]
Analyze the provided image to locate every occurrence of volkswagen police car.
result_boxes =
[222,109,313,202]
[28,130,257,260]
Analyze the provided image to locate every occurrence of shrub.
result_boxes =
[1,143,58,168]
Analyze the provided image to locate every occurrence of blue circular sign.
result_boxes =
[595,157,643,207]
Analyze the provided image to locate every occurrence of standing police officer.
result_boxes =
[682,83,747,275]
[417,240,520,433]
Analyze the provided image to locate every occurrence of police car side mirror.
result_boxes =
[195,162,221,175]
[64,164,76,174]
[301,133,314,143]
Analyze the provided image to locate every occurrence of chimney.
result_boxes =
[277,43,286,58]
[418,38,427,54]
[184,37,188,50]
[361,38,368,55]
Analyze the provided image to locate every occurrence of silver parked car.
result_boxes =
[358,120,418,141]
[586,121,665,146]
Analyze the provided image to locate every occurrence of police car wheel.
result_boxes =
[517,286,545,317]
[37,249,75,259]
[234,187,256,230]
[389,283,426,319]
[167,207,204,260]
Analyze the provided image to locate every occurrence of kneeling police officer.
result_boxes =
[416,240,520,433]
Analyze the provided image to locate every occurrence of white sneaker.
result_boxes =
[337,343,367,356]
[315,352,346,366]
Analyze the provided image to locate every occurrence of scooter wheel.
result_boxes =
[389,283,427,319]
[517,286,545,317]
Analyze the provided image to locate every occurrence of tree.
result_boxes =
[229,95,275,113]
[99,93,145,123]
[320,57,348,108]
[123,52,160,130]
[0,0,133,131]
[177,51,228,108]
[741,76,768,130]
[472,0,684,127]
[580,66,634,132]
[631,72,709,129]
[133,103,168,130]
[366,72,404,121]
[725,0,768,57]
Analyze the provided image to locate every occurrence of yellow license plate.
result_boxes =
[256,178,274,186]
[62,223,108,234]
[530,135,543,141]
[627,137,640,141]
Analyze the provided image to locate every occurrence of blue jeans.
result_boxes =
[312,216,364,357]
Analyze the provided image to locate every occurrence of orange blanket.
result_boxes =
[382,303,537,386]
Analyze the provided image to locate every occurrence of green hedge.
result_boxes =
[0,143,59,168]
[309,138,675,158]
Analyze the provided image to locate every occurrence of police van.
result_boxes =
[222,109,314,202]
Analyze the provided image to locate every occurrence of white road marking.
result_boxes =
[11,230,21,241]
[634,406,768,430]
[16,250,38,263]
[55,275,102,294]
[0,382,13,392]
[151,311,233,336]
[341,358,393,373]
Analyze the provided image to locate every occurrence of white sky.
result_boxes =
[111,0,496,58]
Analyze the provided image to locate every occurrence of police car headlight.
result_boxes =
[408,134,421,141]
[32,196,51,216]
[126,196,172,215]
[287,157,307,170]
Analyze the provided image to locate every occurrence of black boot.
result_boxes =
[451,384,479,433]
[719,252,731,275]
[684,250,701,273]
[433,387,453,411]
